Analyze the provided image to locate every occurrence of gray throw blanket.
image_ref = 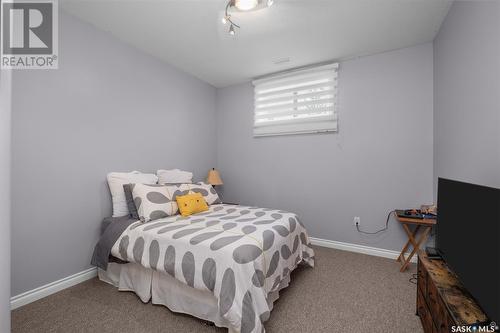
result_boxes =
[91,216,139,270]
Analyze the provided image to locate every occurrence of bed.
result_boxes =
[94,203,315,333]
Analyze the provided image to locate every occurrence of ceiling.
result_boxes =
[61,0,452,88]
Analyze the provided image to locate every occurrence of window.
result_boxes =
[253,63,338,137]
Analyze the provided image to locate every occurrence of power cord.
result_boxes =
[355,210,395,235]
[355,210,418,285]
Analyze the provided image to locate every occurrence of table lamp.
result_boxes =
[206,168,223,186]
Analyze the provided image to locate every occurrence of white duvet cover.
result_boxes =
[111,204,315,333]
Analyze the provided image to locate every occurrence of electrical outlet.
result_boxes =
[353,216,361,226]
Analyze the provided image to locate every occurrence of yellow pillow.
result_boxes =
[176,192,209,217]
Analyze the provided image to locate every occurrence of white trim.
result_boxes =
[309,237,417,263]
[10,267,97,310]
[9,239,414,309]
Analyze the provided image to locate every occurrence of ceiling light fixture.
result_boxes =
[235,0,258,11]
[222,0,274,35]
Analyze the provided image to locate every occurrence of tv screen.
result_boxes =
[437,178,500,323]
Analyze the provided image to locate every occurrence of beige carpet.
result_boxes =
[12,246,422,333]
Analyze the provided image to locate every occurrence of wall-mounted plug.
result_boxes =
[353,216,361,226]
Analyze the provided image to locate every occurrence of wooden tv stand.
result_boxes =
[417,251,488,332]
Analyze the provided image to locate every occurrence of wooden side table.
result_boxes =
[395,212,436,272]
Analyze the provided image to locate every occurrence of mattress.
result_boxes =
[108,204,315,333]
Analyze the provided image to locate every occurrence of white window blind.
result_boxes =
[253,63,339,137]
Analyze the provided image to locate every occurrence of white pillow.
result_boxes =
[132,182,220,223]
[107,171,158,217]
[184,182,221,205]
[132,183,179,222]
[157,169,193,184]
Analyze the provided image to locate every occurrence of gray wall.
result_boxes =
[11,12,217,296]
[0,70,12,332]
[216,43,434,252]
[16,2,498,299]
[434,1,500,192]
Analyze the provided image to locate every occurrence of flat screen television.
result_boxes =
[436,178,500,324]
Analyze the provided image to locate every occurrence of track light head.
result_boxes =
[222,0,274,35]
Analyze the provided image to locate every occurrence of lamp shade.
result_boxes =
[206,168,223,186]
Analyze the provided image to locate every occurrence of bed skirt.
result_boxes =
[98,263,291,332]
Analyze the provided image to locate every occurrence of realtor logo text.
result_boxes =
[1,0,58,69]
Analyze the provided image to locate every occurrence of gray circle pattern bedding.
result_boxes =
[111,203,315,333]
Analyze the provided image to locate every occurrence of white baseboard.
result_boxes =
[309,237,417,264]
[10,267,97,310]
[10,238,413,310]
